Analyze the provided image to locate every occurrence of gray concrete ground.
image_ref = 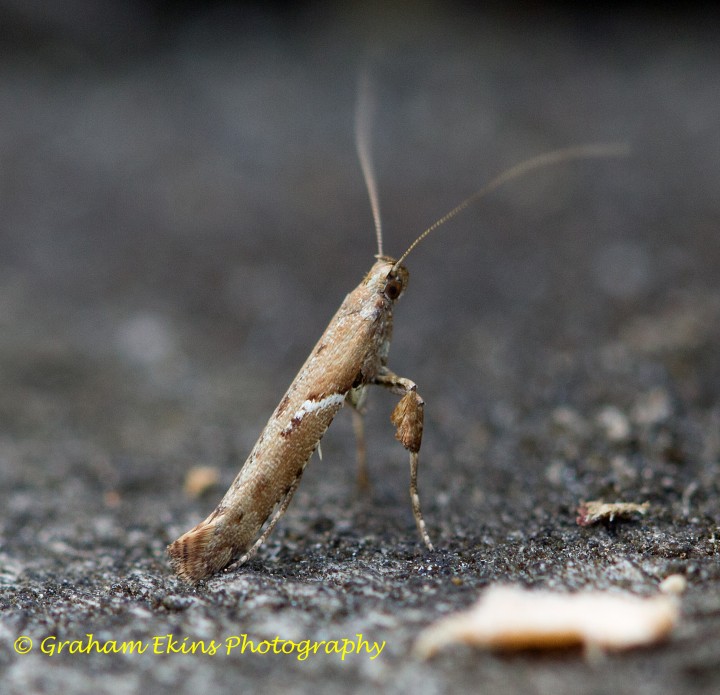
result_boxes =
[0,4,719,694]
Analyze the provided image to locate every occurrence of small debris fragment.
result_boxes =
[659,574,687,596]
[596,406,631,442]
[103,490,121,508]
[183,466,221,497]
[681,481,699,518]
[414,585,678,658]
[632,388,672,426]
[576,500,649,527]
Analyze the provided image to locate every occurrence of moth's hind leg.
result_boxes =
[373,368,434,550]
[346,385,370,490]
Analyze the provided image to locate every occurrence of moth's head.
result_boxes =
[367,255,409,302]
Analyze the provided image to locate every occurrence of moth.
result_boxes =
[168,79,626,583]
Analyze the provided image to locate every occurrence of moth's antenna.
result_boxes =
[394,143,630,269]
[355,72,384,257]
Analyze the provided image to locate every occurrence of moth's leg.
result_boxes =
[373,369,434,550]
[346,385,370,490]
[351,410,370,490]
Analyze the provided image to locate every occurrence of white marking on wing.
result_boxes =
[281,393,346,435]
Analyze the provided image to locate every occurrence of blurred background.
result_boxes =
[2,0,719,518]
[2,1,718,460]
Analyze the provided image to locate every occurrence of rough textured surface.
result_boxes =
[1,4,719,694]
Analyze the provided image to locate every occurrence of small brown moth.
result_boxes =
[168,80,627,582]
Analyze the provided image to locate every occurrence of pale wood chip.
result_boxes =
[415,585,678,658]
